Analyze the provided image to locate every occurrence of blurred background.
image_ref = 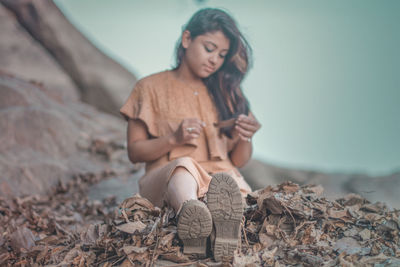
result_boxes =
[1,0,399,208]
[54,0,400,176]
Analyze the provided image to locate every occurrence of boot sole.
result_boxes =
[206,172,243,262]
[177,199,212,257]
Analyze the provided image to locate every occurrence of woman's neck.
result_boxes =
[173,61,204,87]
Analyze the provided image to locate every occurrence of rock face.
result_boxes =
[1,0,136,116]
[0,0,139,198]
[0,73,135,198]
[0,5,79,102]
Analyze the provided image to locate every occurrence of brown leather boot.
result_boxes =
[177,199,213,258]
[206,172,243,262]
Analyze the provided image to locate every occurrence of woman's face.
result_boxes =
[182,30,230,78]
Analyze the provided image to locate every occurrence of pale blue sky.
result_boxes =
[54,0,400,175]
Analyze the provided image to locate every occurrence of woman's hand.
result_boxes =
[172,118,205,145]
[233,113,261,142]
[229,113,260,167]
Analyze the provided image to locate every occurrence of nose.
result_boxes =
[209,53,218,66]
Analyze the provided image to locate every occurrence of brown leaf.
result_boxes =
[358,229,371,240]
[120,194,155,211]
[233,252,261,266]
[37,235,59,245]
[327,208,351,221]
[341,193,367,206]
[59,247,81,265]
[364,213,383,222]
[81,224,100,245]
[159,232,175,250]
[280,181,300,193]
[358,253,389,265]
[122,245,148,255]
[361,203,382,213]
[120,258,135,267]
[259,233,275,249]
[10,226,36,253]
[0,253,11,265]
[213,118,236,128]
[261,247,278,265]
[160,250,191,263]
[116,221,146,234]
[126,250,150,264]
[334,237,362,255]
[262,194,283,214]
[302,184,324,195]
[36,249,50,264]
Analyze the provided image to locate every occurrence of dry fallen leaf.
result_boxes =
[115,221,146,234]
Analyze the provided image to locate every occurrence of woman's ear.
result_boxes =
[181,30,192,49]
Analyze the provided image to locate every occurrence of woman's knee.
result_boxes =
[169,166,198,190]
[171,166,189,176]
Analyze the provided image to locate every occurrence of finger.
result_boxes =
[185,123,204,134]
[182,121,203,132]
[235,125,253,138]
[237,114,248,120]
[237,115,257,126]
[185,133,200,141]
[236,121,258,132]
[183,126,201,139]
[190,133,200,138]
[188,127,201,135]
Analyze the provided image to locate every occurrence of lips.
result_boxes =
[204,65,215,73]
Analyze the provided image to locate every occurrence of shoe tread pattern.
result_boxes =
[207,172,243,221]
[206,172,243,262]
[177,199,212,248]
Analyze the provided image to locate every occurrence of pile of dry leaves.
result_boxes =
[1,179,399,266]
[239,182,400,266]
[0,170,119,266]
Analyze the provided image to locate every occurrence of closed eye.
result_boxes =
[204,43,228,59]
[204,45,214,52]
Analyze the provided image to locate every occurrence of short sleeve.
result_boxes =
[119,82,160,137]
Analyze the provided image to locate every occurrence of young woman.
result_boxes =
[120,8,260,261]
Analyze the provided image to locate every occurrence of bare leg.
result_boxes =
[166,167,198,213]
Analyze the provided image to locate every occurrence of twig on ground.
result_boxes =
[149,217,162,267]
[161,261,199,267]
[241,216,250,249]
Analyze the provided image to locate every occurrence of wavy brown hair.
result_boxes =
[174,8,252,137]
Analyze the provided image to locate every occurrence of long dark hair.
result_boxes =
[174,8,252,137]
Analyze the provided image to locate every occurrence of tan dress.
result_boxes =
[120,70,252,207]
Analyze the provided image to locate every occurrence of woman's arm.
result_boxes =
[229,113,261,168]
[127,118,205,163]
[229,139,253,168]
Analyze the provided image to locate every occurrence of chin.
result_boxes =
[199,70,215,79]
[196,72,210,79]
